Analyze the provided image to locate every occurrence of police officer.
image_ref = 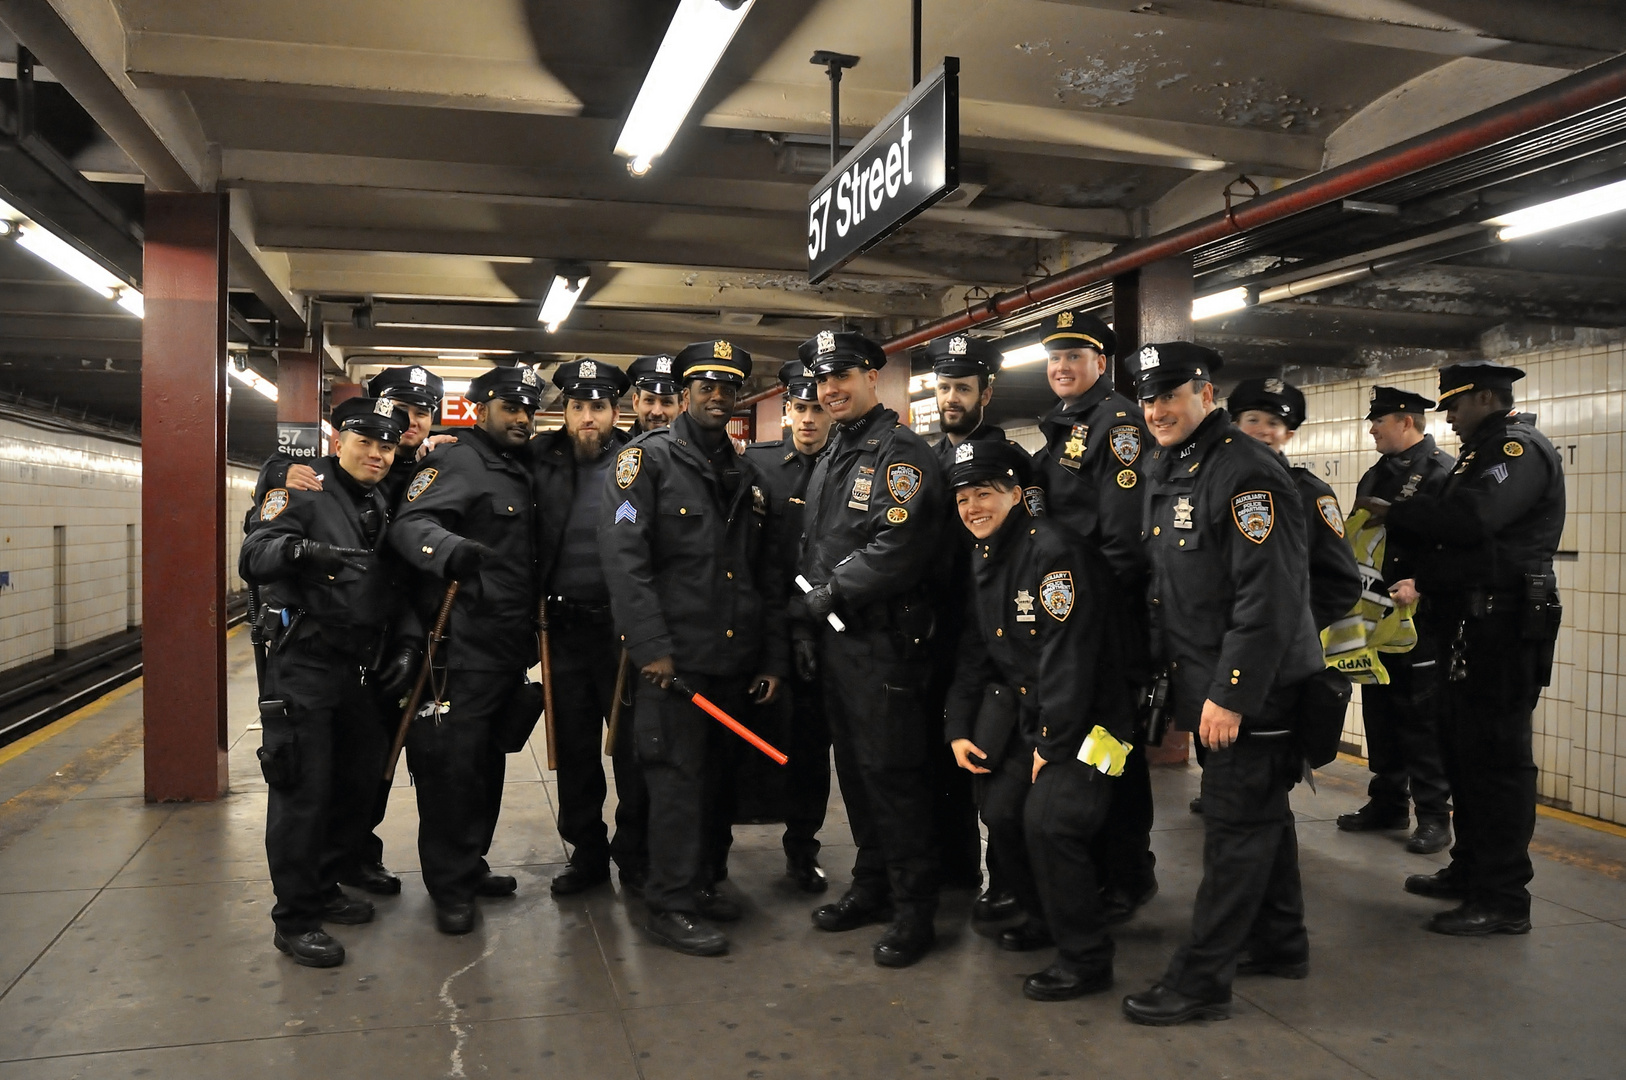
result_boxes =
[601,339,787,957]
[799,329,947,968]
[530,359,651,896]
[1359,362,1564,935]
[945,439,1138,1001]
[1339,386,1455,853]
[391,365,542,935]
[627,353,681,435]
[1228,378,1362,631]
[741,360,835,893]
[930,332,1007,460]
[1121,343,1326,1025]
[1030,308,1158,925]
[240,396,413,967]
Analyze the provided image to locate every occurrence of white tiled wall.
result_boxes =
[1288,342,1626,823]
[0,416,259,674]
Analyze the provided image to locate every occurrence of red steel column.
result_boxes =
[276,347,321,424]
[141,193,230,802]
[876,359,910,420]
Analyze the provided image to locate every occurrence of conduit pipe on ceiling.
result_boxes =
[881,52,1626,355]
[1252,231,1501,306]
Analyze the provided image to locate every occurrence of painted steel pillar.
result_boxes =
[141,193,230,801]
[876,357,911,419]
[276,348,321,424]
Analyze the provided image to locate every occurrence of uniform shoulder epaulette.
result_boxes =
[746,439,782,450]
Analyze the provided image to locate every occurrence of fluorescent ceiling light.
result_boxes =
[228,365,279,401]
[539,272,587,332]
[908,373,935,394]
[614,0,756,176]
[442,380,472,396]
[1191,286,1250,321]
[1488,176,1626,241]
[116,290,144,318]
[1001,342,1049,368]
[362,346,517,355]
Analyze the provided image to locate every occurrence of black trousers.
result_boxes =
[1438,613,1542,914]
[549,616,650,877]
[405,668,521,905]
[782,677,832,863]
[820,626,940,920]
[926,639,984,889]
[1361,655,1451,821]
[356,688,404,872]
[981,751,1115,972]
[1163,733,1305,1001]
[260,644,385,934]
[634,672,742,913]
[1089,742,1157,899]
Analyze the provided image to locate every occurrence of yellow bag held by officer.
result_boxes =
[1320,507,1418,684]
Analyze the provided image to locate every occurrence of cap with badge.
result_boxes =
[797,329,887,377]
[1038,308,1116,357]
[776,358,819,402]
[925,333,1002,380]
[332,396,409,443]
[627,354,680,397]
[1228,377,1307,430]
[552,357,631,400]
[1366,385,1435,420]
[469,364,544,408]
[367,365,444,409]
[1435,360,1525,410]
[948,438,1033,490]
[1131,341,1224,399]
[674,339,753,385]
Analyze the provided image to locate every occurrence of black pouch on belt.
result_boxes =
[1295,668,1353,769]
[255,699,301,788]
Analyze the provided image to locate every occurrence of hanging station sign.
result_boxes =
[806,58,960,284]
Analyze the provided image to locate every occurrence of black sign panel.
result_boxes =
[807,59,959,283]
[276,421,322,460]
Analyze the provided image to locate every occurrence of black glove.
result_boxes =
[446,541,491,581]
[289,539,368,573]
[805,582,837,619]
[793,638,818,683]
[374,642,422,699]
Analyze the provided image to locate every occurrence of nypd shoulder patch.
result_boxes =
[1316,494,1345,538]
[1022,486,1046,518]
[1040,570,1075,622]
[1231,490,1275,544]
[1109,425,1141,466]
[616,447,643,490]
[887,463,923,503]
[405,469,437,502]
[260,488,290,521]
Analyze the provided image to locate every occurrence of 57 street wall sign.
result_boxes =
[806,58,960,283]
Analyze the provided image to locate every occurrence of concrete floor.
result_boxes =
[1,633,1624,1079]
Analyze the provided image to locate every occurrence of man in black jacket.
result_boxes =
[391,366,542,935]
[798,329,948,969]
[240,397,413,968]
[1341,386,1456,854]
[1361,361,1565,936]
[627,353,680,435]
[530,359,650,896]
[1122,343,1326,1026]
[602,339,787,957]
[945,438,1138,1002]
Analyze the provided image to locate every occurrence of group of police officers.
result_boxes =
[241,306,1564,1026]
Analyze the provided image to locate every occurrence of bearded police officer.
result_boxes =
[930,332,1007,459]
[741,360,835,893]
[627,353,681,435]
[799,329,948,968]
[530,359,651,896]
[1122,343,1326,1026]
[1359,362,1564,936]
[241,397,413,967]
[391,365,543,935]
[602,339,787,957]
[1228,378,1362,631]
[1030,308,1158,926]
[1339,386,1455,853]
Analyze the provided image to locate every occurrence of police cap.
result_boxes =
[332,396,409,444]
[797,329,887,377]
[675,339,753,385]
[552,357,631,401]
[1366,385,1434,421]
[1436,360,1524,410]
[1038,308,1116,357]
[367,365,444,410]
[925,333,1002,380]
[627,354,680,397]
[1228,377,1307,430]
[948,438,1033,490]
[776,359,819,402]
[1131,341,1224,400]
[469,365,544,408]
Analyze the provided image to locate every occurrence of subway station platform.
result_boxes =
[1,630,1624,1080]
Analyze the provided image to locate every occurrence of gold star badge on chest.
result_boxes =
[1173,496,1195,530]
[1015,589,1037,622]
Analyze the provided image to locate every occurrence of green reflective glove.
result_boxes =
[1078,725,1132,777]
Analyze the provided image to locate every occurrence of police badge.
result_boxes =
[1264,377,1285,395]
[1039,571,1075,621]
[405,469,437,502]
[373,397,397,416]
[1108,425,1140,466]
[1316,494,1345,538]
[409,366,428,385]
[948,335,969,355]
[615,447,642,489]
[954,441,974,464]
[713,340,734,360]
[887,463,923,503]
[1172,495,1194,529]
[521,366,538,386]
[816,330,835,355]
[752,485,767,515]
[579,360,597,380]
[655,356,673,374]
[1231,490,1275,544]
[261,488,290,521]
[1057,311,1074,329]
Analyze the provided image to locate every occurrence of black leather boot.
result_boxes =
[874,915,936,968]
[645,911,728,956]
[274,929,346,968]
[1122,984,1231,1025]
[321,893,375,925]
[476,873,518,897]
[1023,963,1112,1001]
[812,890,894,932]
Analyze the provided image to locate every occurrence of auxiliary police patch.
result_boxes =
[1316,494,1345,538]
[1040,570,1075,621]
[260,488,290,521]
[886,506,909,525]
[615,447,642,489]
[1231,490,1275,544]
[1022,486,1046,517]
[887,463,923,503]
[405,469,436,502]
[1109,425,1141,466]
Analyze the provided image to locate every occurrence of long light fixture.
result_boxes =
[1191,286,1250,321]
[1488,176,1626,241]
[228,364,279,401]
[614,0,756,176]
[1000,342,1049,368]
[539,269,588,332]
[9,219,145,317]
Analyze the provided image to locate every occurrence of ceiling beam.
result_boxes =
[227,190,306,335]
[327,323,813,361]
